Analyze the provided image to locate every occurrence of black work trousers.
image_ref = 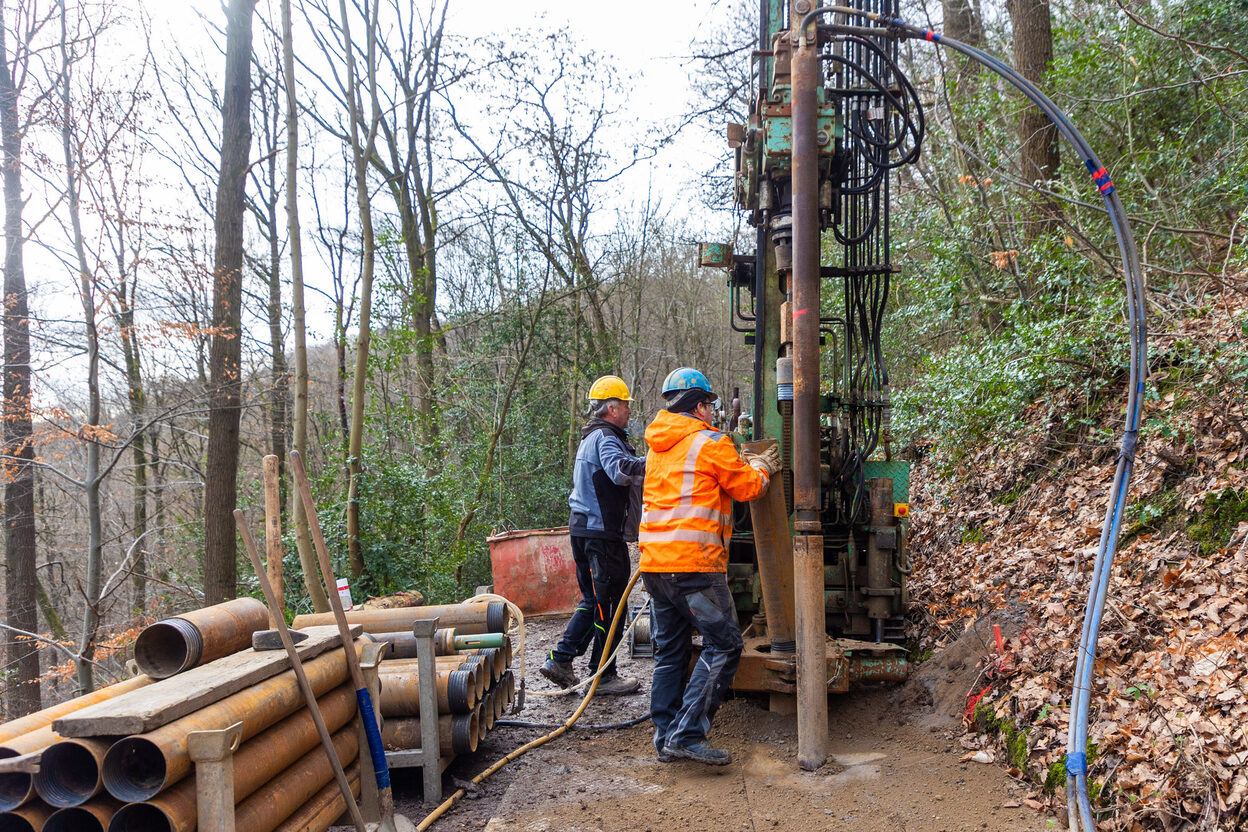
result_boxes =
[549,536,630,678]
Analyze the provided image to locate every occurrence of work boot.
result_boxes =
[594,674,640,696]
[662,740,732,766]
[539,658,578,689]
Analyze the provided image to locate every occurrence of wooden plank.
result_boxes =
[54,624,361,737]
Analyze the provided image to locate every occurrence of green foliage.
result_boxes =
[961,525,987,545]
[1044,759,1066,796]
[887,0,1248,463]
[1188,488,1248,555]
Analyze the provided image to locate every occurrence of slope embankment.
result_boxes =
[906,287,1248,830]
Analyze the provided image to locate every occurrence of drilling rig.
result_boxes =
[702,0,925,770]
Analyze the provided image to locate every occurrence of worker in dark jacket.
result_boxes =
[540,375,646,696]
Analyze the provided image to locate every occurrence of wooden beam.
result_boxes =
[53,625,360,737]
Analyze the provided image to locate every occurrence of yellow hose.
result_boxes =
[416,568,644,831]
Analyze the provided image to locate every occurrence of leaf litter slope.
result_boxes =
[906,288,1248,830]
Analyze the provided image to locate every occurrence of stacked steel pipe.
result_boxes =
[0,598,511,831]
[362,610,515,770]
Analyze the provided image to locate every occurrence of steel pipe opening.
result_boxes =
[133,598,268,679]
[44,798,118,832]
[34,738,111,807]
[0,750,34,812]
[107,802,176,832]
[0,802,51,832]
[132,618,202,679]
[101,737,165,803]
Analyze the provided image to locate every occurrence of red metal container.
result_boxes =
[487,527,581,616]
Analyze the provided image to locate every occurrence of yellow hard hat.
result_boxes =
[588,375,632,402]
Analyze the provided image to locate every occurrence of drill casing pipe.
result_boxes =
[101,643,359,802]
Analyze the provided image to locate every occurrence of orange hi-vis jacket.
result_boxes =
[638,409,770,574]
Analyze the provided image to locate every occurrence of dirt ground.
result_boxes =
[380,604,1056,832]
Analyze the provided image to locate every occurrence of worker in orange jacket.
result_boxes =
[640,367,781,766]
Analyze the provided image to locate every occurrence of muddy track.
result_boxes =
[379,614,1051,832]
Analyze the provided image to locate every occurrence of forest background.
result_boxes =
[0,0,1244,771]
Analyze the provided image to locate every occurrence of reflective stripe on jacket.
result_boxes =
[638,409,769,573]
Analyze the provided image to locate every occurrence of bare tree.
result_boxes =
[450,33,650,460]
[326,0,382,581]
[281,0,329,611]
[0,0,49,716]
[203,0,257,604]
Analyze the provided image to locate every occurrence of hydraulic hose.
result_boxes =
[495,712,652,731]
[797,9,1147,831]
[417,568,645,831]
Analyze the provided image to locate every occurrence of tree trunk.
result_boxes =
[282,0,329,612]
[1006,0,1061,248]
[118,297,148,615]
[204,0,257,605]
[338,0,379,582]
[60,2,102,693]
[0,0,39,718]
[265,149,287,510]
[943,0,983,47]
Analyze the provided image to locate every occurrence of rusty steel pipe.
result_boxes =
[500,670,515,713]
[386,656,484,699]
[479,692,496,733]
[377,664,476,716]
[790,14,829,772]
[102,641,360,803]
[372,629,501,659]
[42,795,119,832]
[0,801,51,832]
[744,440,798,652]
[233,724,358,832]
[134,597,270,679]
[271,761,360,832]
[292,601,508,636]
[106,685,357,832]
[0,726,62,811]
[476,648,503,683]
[0,677,151,746]
[33,737,113,808]
[380,711,478,756]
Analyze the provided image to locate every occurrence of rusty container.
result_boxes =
[487,527,582,616]
[134,597,270,679]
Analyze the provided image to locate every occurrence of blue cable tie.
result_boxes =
[1066,752,1088,775]
[1120,429,1139,460]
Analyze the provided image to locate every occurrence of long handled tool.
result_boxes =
[234,509,369,832]
[290,450,411,832]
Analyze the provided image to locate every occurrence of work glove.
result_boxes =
[745,444,782,477]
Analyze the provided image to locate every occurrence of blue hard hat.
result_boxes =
[661,367,715,400]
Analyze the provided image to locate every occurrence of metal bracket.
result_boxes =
[358,642,386,824]
[188,721,243,832]
[382,617,444,804]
